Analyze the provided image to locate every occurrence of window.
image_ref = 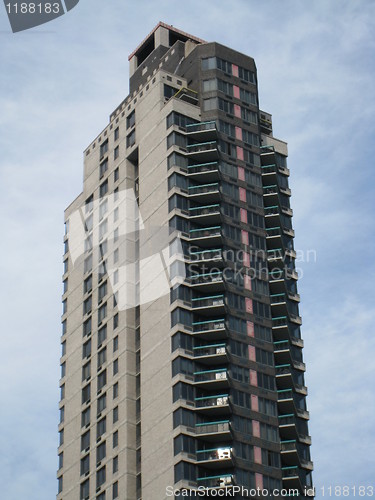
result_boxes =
[59,429,64,446]
[80,479,89,500]
[61,362,66,378]
[113,430,118,448]
[98,324,107,347]
[60,384,65,400]
[98,347,107,369]
[82,384,91,405]
[164,84,178,100]
[64,240,69,254]
[113,382,118,399]
[58,476,63,494]
[126,110,135,129]
[99,180,108,198]
[100,160,108,178]
[114,127,119,140]
[80,454,90,476]
[98,303,107,324]
[113,406,118,424]
[98,370,107,391]
[113,313,119,329]
[113,336,118,352]
[81,430,90,451]
[240,87,257,106]
[113,359,118,376]
[202,79,217,92]
[81,406,90,427]
[99,199,108,220]
[82,362,91,381]
[83,318,91,337]
[100,140,108,158]
[114,146,119,160]
[97,493,106,500]
[63,259,68,274]
[96,466,106,488]
[83,296,92,315]
[97,417,106,439]
[58,452,63,470]
[97,441,106,463]
[113,227,119,242]
[84,255,93,273]
[62,299,67,315]
[114,167,119,182]
[217,57,232,74]
[99,219,108,240]
[113,481,119,499]
[63,278,68,294]
[201,57,216,70]
[61,341,66,356]
[85,194,94,213]
[84,275,92,294]
[126,129,135,148]
[166,111,197,129]
[97,393,107,414]
[83,339,91,358]
[98,281,107,302]
[60,406,65,423]
[113,456,118,474]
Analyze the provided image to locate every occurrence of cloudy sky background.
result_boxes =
[0,0,374,498]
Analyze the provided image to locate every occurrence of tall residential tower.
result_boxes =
[58,22,313,500]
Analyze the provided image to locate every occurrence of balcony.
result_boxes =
[190,271,224,292]
[189,204,221,224]
[188,182,220,203]
[274,341,305,370]
[195,368,228,389]
[189,226,222,246]
[196,474,234,489]
[193,343,227,365]
[186,121,217,141]
[192,318,226,341]
[261,163,290,177]
[196,447,233,468]
[281,441,313,470]
[188,248,223,267]
[187,161,220,182]
[173,87,199,106]
[186,141,219,162]
[278,414,312,445]
[278,390,309,420]
[195,394,230,415]
[275,365,307,395]
[191,295,225,314]
[195,420,231,441]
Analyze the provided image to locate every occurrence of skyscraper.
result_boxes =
[58,22,313,500]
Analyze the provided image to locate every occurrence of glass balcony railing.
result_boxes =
[271,293,287,304]
[263,184,278,195]
[193,319,225,333]
[189,248,222,262]
[196,447,232,462]
[196,474,234,488]
[195,394,229,409]
[189,204,220,217]
[195,420,230,436]
[186,121,217,134]
[195,368,227,383]
[192,295,224,309]
[264,205,280,216]
[188,183,219,195]
[190,226,221,239]
[267,226,282,237]
[272,316,288,327]
[278,414,311,444]
[190,271,223,285]
[188,161,219,175]
[187,141,217,154]
[193,343,226,358]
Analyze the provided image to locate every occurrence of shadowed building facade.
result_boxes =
[58,22,313,500]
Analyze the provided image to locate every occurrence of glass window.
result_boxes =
[100,160,108,178]
[113,406,118,424]
[97,393,107,414]
[82,384,91,405]
[201,57,215,70]
[98,303,107,324]
[114,146,119,160]
[97,417,106,439]
[81,430,90,451]
[126,110,135,129]
[97,441,106,463]
[100,140,108,158]
[98,370,107,391]
[81,406,90,427]
[96,466,106,488]
[114,127,119,140]
[126,130,135,148]
[113,359,118,376]
[80,454,90,476]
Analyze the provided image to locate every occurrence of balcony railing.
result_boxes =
[195,394,229,409]
[189,248,222,262]
[263,184,278,195]
[187,161,219,175]
[264,205,280,216]
[190,226,221,239]
[193,319,225,333]
[196,474,234,488]
[267,226,282,237]
[278,414,311,444]
[192,295,224,309]
[186,121,217,134]
[272,316,288,327]
[193,343,226,358]
[195,420,230,436]
[196,447,232,462]
[195,368,227,383]
[188,183,219,195]
[190,271,223,285]
[187,141,217,154]
[271,293,287,304]
[189,203,220,217]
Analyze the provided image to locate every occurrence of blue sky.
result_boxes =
[0,1,374,498]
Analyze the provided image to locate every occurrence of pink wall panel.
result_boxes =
[234,104,241,118]
[244,275,252,290]
[254,446,262,464]
[232,64,239,77]
[251,394,259,411]
[236,146,244,160]
[255,473,264,489]
[252,420,260,437]
[233,85,240,99]
[245,297,253,314]
[243,252,250,267]
[239,187,246,202]
[241,230,249,245]
[248,344,256,361]
[247,321,254,336]
[240,207,247,222]
[235,126,242,140]
[250,369,258,386]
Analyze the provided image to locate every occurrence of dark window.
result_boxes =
[97,441,106,463]
[113,382,118,399]
[113,406,118,423]
[100,140,108,158]
[99,180,108,198]
[98,324,107,347]
[113,359,118,375]
[81,406,90,427]
[113,336,118,352]
[114,167,119,182]
[113,430,118,448]
[114,146,119,160]
[82,384,91,405]
[96,466,106,488]
[113,313,119,329]
[83,318,91,337]
[83,339,91,358]
[97,417,106,439]
[81,430,90,451]
[100,160,108,178]
[84,275,92,294]
[126,110,135,129]
[80,479,89,499]
[80,454,90,476]
[126,130,135,148]
[164,84,178,100]
[114,127,119,140]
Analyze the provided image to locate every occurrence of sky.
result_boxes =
[0,1,375,498]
